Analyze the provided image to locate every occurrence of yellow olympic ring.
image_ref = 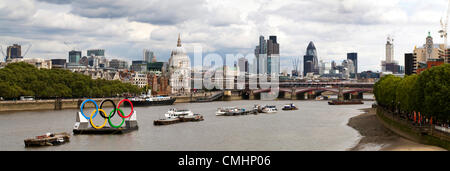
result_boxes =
[89,109,108,129]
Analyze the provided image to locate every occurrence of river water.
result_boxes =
[0,100,372,151]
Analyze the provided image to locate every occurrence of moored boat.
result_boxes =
[24,132,70,147]
[282,104,298,110]
[328,100,364,105]
[154,109,204,125]
[125,91,176,107]
[261,105,278,113]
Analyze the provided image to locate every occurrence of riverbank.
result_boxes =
[348,108,446,151]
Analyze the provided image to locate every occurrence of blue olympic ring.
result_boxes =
[80,99,99,120]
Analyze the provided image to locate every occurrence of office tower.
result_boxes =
[255,35,280,75]
[303,41,319,76]
[238,57,248,73]
[87,49,105,57]
[405,53,416,75]
[68,50,82,64]
[347,52,358,74]
[143,49,155,63]
[267,35,280,75]
[6,44,22,60]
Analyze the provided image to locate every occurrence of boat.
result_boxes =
[328,100,364,105]
[24,132,70,147]
[216,107,244,116]
[154,109,204,125]
[261,105,278,113]
[126,90,176,107]
[282,104,298,111]
[253,105,263,113]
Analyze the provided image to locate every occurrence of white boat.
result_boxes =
[165,109,195,119]
[262,105,277,113]
[216,107,243,116]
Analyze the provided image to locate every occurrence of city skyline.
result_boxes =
[0,0,449,72]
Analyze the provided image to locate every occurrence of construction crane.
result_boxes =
[22,44,32,58]
[439,0,450,63]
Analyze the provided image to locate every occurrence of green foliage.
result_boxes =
[0,62,141,99]
[396,74,419,113]
[374,64,450,120]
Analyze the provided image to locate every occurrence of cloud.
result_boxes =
[1,0,449,73]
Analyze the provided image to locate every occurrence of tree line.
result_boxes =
[0,62,142,99]
[374,64,449,121]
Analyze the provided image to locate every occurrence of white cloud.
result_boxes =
[1,0,449,72]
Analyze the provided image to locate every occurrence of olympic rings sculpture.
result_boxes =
[80,99,134,129]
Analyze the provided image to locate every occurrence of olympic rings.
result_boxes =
[108,108,125,128]
[79,99,134,129]
[117,99,134,119]
[99,99,116,119]
[80,99,98,120]
[90,109,108,129]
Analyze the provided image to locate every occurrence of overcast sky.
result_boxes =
[0,0,448,72]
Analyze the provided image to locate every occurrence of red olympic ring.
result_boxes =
[117,99,134,118]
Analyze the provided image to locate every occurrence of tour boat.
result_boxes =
[262,105,278,113]
[282,104,298,111]
[126,90,176,107]
[165,109,198,119]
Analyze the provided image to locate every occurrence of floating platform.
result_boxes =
[24,132,70,147]
[154,115,204,126]
[73,111,138,135]
[328,100,364,105]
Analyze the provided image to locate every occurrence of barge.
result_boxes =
[24,132,70,147]
[216,107,258,116]
[328,100,364,105]
[73,110,139,135]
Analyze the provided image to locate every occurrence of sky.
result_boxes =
[0,0,448,72]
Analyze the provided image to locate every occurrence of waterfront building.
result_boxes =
[303,41,319,76]
[168,34,191,94]
[131,72,148,88]
[68,50,81,64]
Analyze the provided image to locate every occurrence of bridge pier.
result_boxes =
[351,92,364,100]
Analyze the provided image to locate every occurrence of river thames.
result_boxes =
[0,99,373,151]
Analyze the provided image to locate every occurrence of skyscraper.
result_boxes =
[143,49,155,63]
[238,57,248,73]
[68,50,82,64]
[385,37,394,63]
[303,41,319,76]
[255,35,280,75]
[6,44,22,61]
[347,52,358,74]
